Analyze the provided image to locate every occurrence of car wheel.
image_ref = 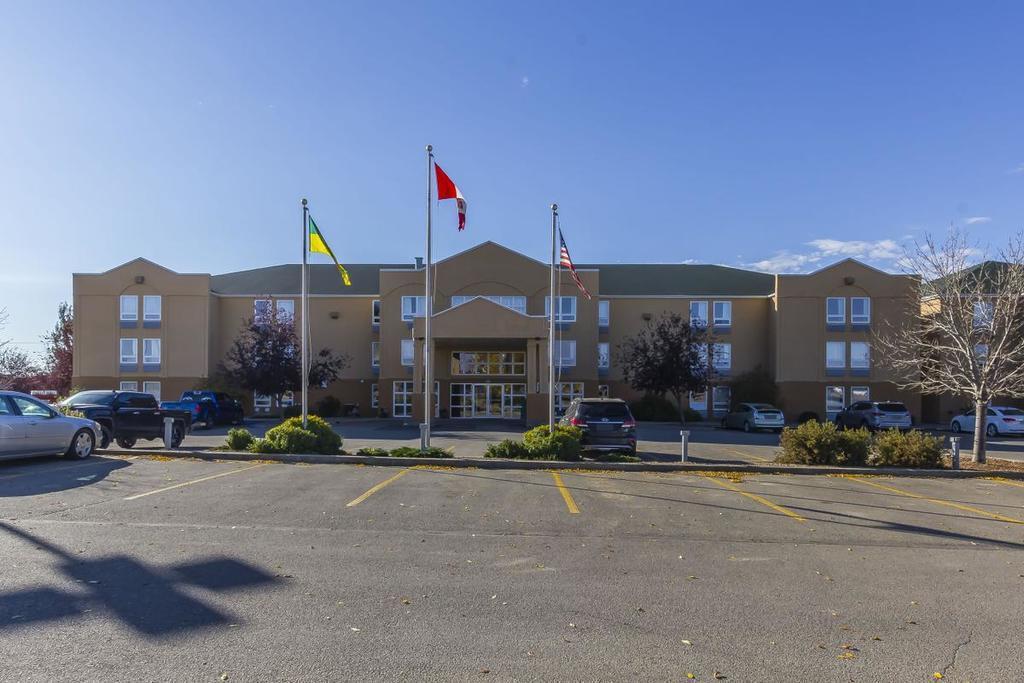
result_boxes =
[987,423,998,438]
[99,425,113,449]
[743,420,751,433]
[115,437,136,449]
[65,429,95,459]
[951,421,961,434]
[171,423,185,448]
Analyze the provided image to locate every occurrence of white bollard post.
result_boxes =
[163,417,174,449]
[949,436,960,470]
[419,423,429,452]
[680,430,690,462]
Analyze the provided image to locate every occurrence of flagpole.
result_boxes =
[301,198,309,429]
[548,203,557,432]
[423,145,434,450]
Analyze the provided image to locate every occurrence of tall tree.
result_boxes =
[0,308,43,392]
[217,311,348,411]
[615,311,710,423]
[875,230,1024,463]
[42,302,74,396]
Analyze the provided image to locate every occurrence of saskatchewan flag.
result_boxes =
[308,215,351,286]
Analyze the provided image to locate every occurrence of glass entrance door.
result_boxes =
[471,384,505,418]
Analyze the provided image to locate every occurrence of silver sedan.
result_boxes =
[721,403,786,433]
[0,390,101,461]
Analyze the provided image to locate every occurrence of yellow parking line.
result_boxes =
[723,447,771,463]
[346,468,411,507]
[123,464,266,500]
[551,472,580,514]
[989,477,1024,490]
[846,476,1024,525]
[701,475,805,522]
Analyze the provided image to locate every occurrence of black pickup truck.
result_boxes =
[59,390,192,449]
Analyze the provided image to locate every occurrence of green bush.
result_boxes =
[225,427,255,451]
[389,446,453,458]
[484,439,545,460]
[683,408,705,422]
[256,415,342,455]
[356,447,390,457]
[249,437,281,454]
[523,424,583,461]
[629,394,680,421]
[314,395,342,418]
[777,420,870,466]
[282,405,303,418]
[871,429,945,468]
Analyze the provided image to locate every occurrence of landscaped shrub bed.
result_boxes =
[227,415,342,455]
[776,421,945,468]
[871,429,944,468]
[483,425,587,461]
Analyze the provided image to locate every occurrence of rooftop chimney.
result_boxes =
[415,256,424,269]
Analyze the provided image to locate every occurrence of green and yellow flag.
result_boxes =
[308,215,351,286]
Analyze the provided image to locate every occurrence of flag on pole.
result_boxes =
[434,162,466,230]
[559,229,592,300]
[308,215,351,286]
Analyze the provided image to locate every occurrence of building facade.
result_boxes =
[72,241,921,423]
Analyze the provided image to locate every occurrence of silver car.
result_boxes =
[721,403,786,433]
[0,391,101,461]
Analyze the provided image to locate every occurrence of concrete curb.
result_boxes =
[117,448,1024,480]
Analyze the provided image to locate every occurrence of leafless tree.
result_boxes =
[875,229,1024,462]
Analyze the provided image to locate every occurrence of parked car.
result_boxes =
[0,390,102,460]
[950,406,1024,437]
[721,403,785,433]
[560,398,637,455]
[59,390,192,449]
[835,401,912,431]
[160,391,244,429]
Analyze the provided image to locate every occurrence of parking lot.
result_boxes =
[3,455,1024,681]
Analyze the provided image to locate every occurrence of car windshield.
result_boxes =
[876,403,907,412]
[999,408,1024,416]
[65,391,115,405]
[578,403,631,419]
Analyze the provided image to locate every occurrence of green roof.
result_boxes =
[584,263,775,296]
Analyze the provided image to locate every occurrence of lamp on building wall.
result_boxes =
[642,313,652,321]
[329,311,340,319]
[135,276,145,284]
[844,276,855,286]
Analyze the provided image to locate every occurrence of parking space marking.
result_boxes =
[989,477,1024,490]
[845,476,1024,525]
[721,446,771,463]
[123,464,266,501]
[551,472,580,514]
[701,475,806,522]
[346,468,411,507]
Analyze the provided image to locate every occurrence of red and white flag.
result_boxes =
[434,162,466,230]
[559,229,592,300]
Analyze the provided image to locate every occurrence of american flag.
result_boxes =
[559,229,592,300]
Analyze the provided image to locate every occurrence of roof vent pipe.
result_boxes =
[415,257,424,269]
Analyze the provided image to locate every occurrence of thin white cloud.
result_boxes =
[1009,163,1024,175]
[520,76,530,88]
[745,238,905,273]
[965,216,991,225]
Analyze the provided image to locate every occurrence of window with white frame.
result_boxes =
[689,391,707,412]
[973,300,994,329]
[280,391,294,407]
[120,295,138,321]
[401,296,426,321]
[119,381,138,391]
[254,393,272,412]
[544,296,577,323]
[712,386,731,413]
[143,338,161,364]
[370,383,379,409]
[554,382,584,413]
[850,341,870,369]
[452,295,527,314]
[372,300,381,325]
[689,300,708,327]
[143,381,161,401]
[120,338,138,364]
[826,297,845,325]
[277,299,295,321]
[597,342,610,369]
[254,299,272,323]
[712,343,732,370]
[450,352,526,376]
[554,340,577,367]
[713,301,732,327]
[449,383,473,417]
[826,386,846,415]
[143,295,161,322]
[598,384,609,398]
[598,300,610,327]
[826,341,846,368]
[393,381,414,417]
[850,297,870,325]
[400,339,415,366]
[851,386,870,403]
[371,342,380,367]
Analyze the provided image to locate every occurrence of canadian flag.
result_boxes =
[434,162,466,230]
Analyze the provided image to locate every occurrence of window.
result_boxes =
[554,340,577,367]
[143,338,161,364]
[452,295,527,314]
[850,297,870,325]
[11,395,52,417]
[554,382,584,413]
[712,343,732,370]
[850,341,870,369]
[254,299,272,323]
[450,352,526,376]
[277,299,295,321]
[598,300,610,327]
[450,383,473,417]
[372,300,381,325]
[689,391,707,412]
[598,384,610,398]
[120,295,138,321]
[143,381,161,401]
[254,393,272,412]
[597,342,610,369]
[689,301,708,327]
[401,339,415,366]
[712,386,731,414]
[826,341,845,369]
[120,338,138,364]
[139,295,160,323]
[544,296,577,323]
[279,391,294,408]
[973,301,994,329]
[402,296,426,321]
[851,386,870,403]
[826,297,845,325]
[119,381,138,391]
[713,301,732,327]
[826,386,846,416]
[371,342,380,368]
[370,383,379,409]
[393,381,414,417]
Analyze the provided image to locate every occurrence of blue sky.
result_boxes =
[2,1,1022,355]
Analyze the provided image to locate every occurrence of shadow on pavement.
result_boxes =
[0,456,131,498]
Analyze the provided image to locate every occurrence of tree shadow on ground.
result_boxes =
[0,456,130,497]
